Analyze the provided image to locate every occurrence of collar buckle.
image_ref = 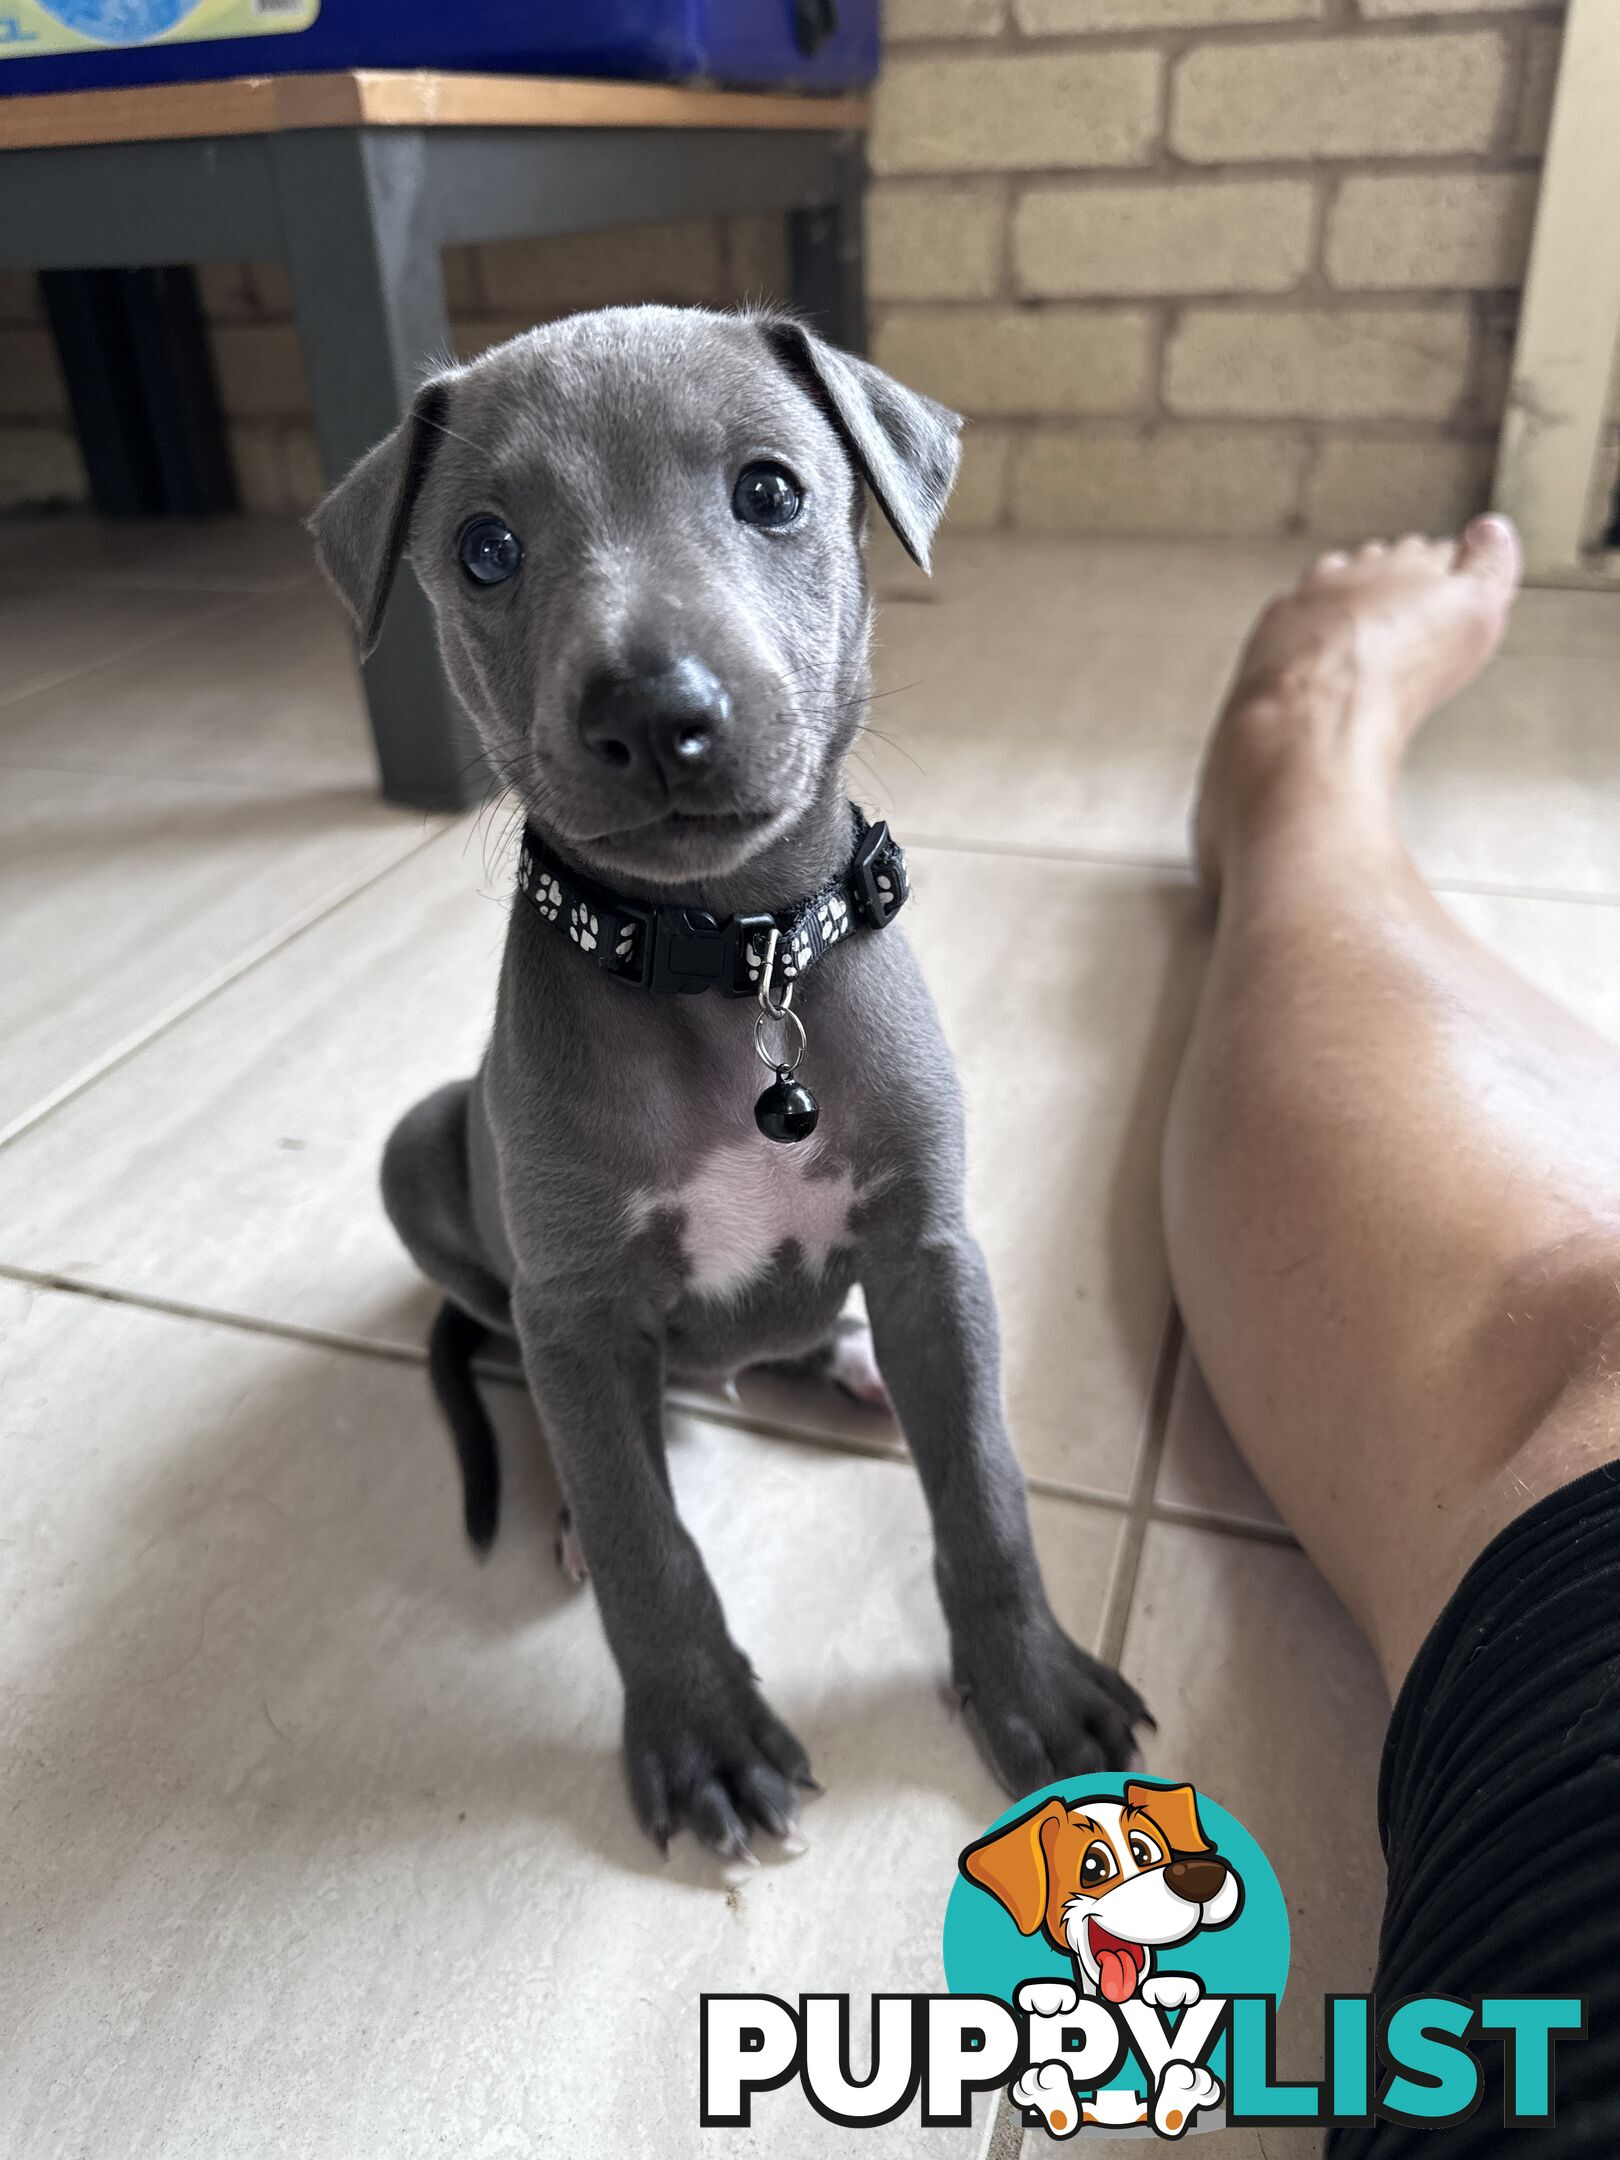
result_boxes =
[604,899,775,997]
[850,818,908,929]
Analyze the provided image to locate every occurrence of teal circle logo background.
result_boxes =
[943,1776,1289,2088]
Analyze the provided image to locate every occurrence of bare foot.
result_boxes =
[1194,517,1522,893]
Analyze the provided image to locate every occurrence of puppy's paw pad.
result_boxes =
[1016,1979,1081,2019]
[829,1320,890,1412]
[1011,2061,1081,2139]
[1141,1974,1203,2012]
[1153,2062,1221,2139]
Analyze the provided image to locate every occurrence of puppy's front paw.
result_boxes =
[952,1605,1151,1793]
[1141,1974,1203,2012]
[1016,1979,1080,2019]
[624,1647,814,1861]
[1011,2061,1082,2139]
[1153,2061,1221,2138]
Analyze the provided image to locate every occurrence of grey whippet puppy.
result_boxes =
[312,305,1149,1859]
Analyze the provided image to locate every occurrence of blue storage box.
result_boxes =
[0,0,878,95]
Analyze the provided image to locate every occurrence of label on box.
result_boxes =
[0,0,319,57]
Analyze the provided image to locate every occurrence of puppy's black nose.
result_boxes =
[1165,1857,1228,1905]
[576,659,732,784]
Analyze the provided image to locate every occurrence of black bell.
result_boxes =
[754,1068,819,1144]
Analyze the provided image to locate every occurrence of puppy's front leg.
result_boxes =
[514,1287,811,1856]
[862,1226,1150,1790]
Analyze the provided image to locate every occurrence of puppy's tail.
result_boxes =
[427,1299,500,1552]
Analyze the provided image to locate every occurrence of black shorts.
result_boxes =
[1328,1459,1620,2155]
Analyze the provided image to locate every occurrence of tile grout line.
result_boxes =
[0,752,409,798]
[1098,1305,1184,1675]
[907,831,1193,877]
[669,1389,1142,1513]
[0,587,263,716]
[1425,872,1620,912]
[0,571,316,597]
[0,818,455,1152]
[0,1264,1311,1553]
[1151,1501,1298,1549]
[0,1262,434,1367]
[905,830,1620,913]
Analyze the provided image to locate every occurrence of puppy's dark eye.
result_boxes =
[458,516,523,586]
[732,462,802,530]
[1080,1842,1116,1888]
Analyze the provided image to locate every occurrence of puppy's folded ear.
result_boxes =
[309,378,454,656]
[1126,1781,1214,1858]
[960,1799,1067,1935]
[763,316,961,572]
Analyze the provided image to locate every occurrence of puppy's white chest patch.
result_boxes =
[633,1138,856,1299]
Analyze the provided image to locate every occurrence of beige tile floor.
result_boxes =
[2,515,1617,2160]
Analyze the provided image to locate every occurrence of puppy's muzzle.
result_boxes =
[576,656,732,790]
[1164,1856,1229,1904]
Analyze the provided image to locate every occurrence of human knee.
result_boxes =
[1482,1236,1620,1435]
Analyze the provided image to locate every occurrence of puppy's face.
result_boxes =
[962,1783,1243,2004]
[312,306,960,889]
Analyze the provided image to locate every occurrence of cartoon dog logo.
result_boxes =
[960,1781,1244,2136]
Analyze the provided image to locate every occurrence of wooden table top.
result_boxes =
[0,68,870,152]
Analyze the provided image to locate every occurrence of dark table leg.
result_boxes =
[789,137,867,356]
[272,128,487,812]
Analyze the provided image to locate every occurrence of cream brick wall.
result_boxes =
[1013,423,1309,535]
[1165,304,1473,421]
[868,180,1006,299]
[0,1,1578,540]
[871,50,1161,173]
[1020,0,1323,28]
[887,0,1005,36]
[1016,177,1315,297]
[1326,172,1539,291]
[1170,33,1507,162]
[1358,0,1544,15]
[867,0,1572,538]
[876,302,1152,414]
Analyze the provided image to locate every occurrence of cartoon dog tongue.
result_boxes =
[1089,1920,1146,2004]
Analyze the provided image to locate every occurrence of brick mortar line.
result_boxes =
[882,149,1548,183]
[871,159,1545,213]
[1146,299,1175,422]
[1295,429,1328,527]
[877,292,1513,310]
[989,152,1548,189]
[885,15,1535,63]
[1490,15,1532,151]
[1305,166,1338,293]
[972,420,1501,444]
[872,150,1546,185]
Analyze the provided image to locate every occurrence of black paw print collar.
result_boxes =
[515,805,909,1001]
